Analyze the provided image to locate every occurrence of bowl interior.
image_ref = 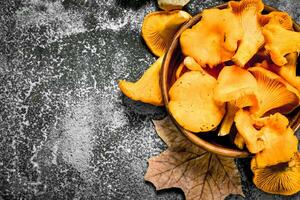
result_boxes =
[161,3,300,158]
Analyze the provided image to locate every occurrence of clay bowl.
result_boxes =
[161,3,300,158]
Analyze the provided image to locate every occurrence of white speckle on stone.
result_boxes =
[15,0,156,44]
[15,0,87,43]
[60,98,96,179]
[51,142,59,165]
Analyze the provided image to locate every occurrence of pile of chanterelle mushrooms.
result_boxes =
[118,0,300,195]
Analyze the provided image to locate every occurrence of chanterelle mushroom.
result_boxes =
[215,66,258,136]
[158,0,190,11]
[183,56,203,72]
[249,66,299,117]
[175,61,189,80]
[219,103,239,136]
[234,132,246,150]
[263,23,300,66]
[180,8,242,67]
[229,0,265,67]
[259,11,293,30]
[215,65,258,107]
[251,152,300,195]
[118,56,164,106]
[142,10,191,57]
[169,71,225,132]
[234,110,264,153]
[252,113,298,168]
[264,53,300,92]
[235,109,298,166]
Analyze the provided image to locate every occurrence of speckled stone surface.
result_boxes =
[0,0,299,199]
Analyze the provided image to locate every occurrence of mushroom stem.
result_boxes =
[234,132,245,149]
[219,103,239,136]
[175,62,185,80]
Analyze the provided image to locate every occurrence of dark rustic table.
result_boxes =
[1,0,300,199]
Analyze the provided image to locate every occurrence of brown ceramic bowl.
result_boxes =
[161,3,300,158]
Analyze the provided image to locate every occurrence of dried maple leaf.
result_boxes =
[145,117,243,200]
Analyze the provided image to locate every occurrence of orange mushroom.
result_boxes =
[259,11,293,30]
[180,8,242,67]
[158,0,191,11]
[169,71,225,132]
[251,113,298,168]
[118,56,164,106]
[184,56,224,79]
[251,152,300,195]
[249,66,299,117]
[215,66,258,136]
[183,56,204,72]
[215,66,258,107]
[219,103,239,136]
[142,10,191,57]
[234,132,246,150]
[175,62,187,80]
[265,53,300,92]
[263,23,300,66]
[229,0,265,66]
[235,110,299,163]
[234,110,264,153]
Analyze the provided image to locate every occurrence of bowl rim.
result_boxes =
[161,3,300,158]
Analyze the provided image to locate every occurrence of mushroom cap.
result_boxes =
[234,110,264,153]
[142,10,191,57]
[169,71,225,132]
[180,8,242,68]
[259,11,293,30]
[235,110,299,162]
[183,56,204,72]
[118,56,164,106]
[214,65,258,108]
[252,113,299,168]
[251,152,300,195]
[219,103,239,136]
[263,23,300,66]
[158,0,191,11]
[249,66,299,117]
[184,57,224,79]
[229,0,265,67]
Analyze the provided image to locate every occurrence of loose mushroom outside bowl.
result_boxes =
[161,3,300,158]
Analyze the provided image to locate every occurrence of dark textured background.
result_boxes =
[0,0,300,199]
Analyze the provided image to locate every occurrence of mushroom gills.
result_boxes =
[251,152,300,195]
[142,10,191,57]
